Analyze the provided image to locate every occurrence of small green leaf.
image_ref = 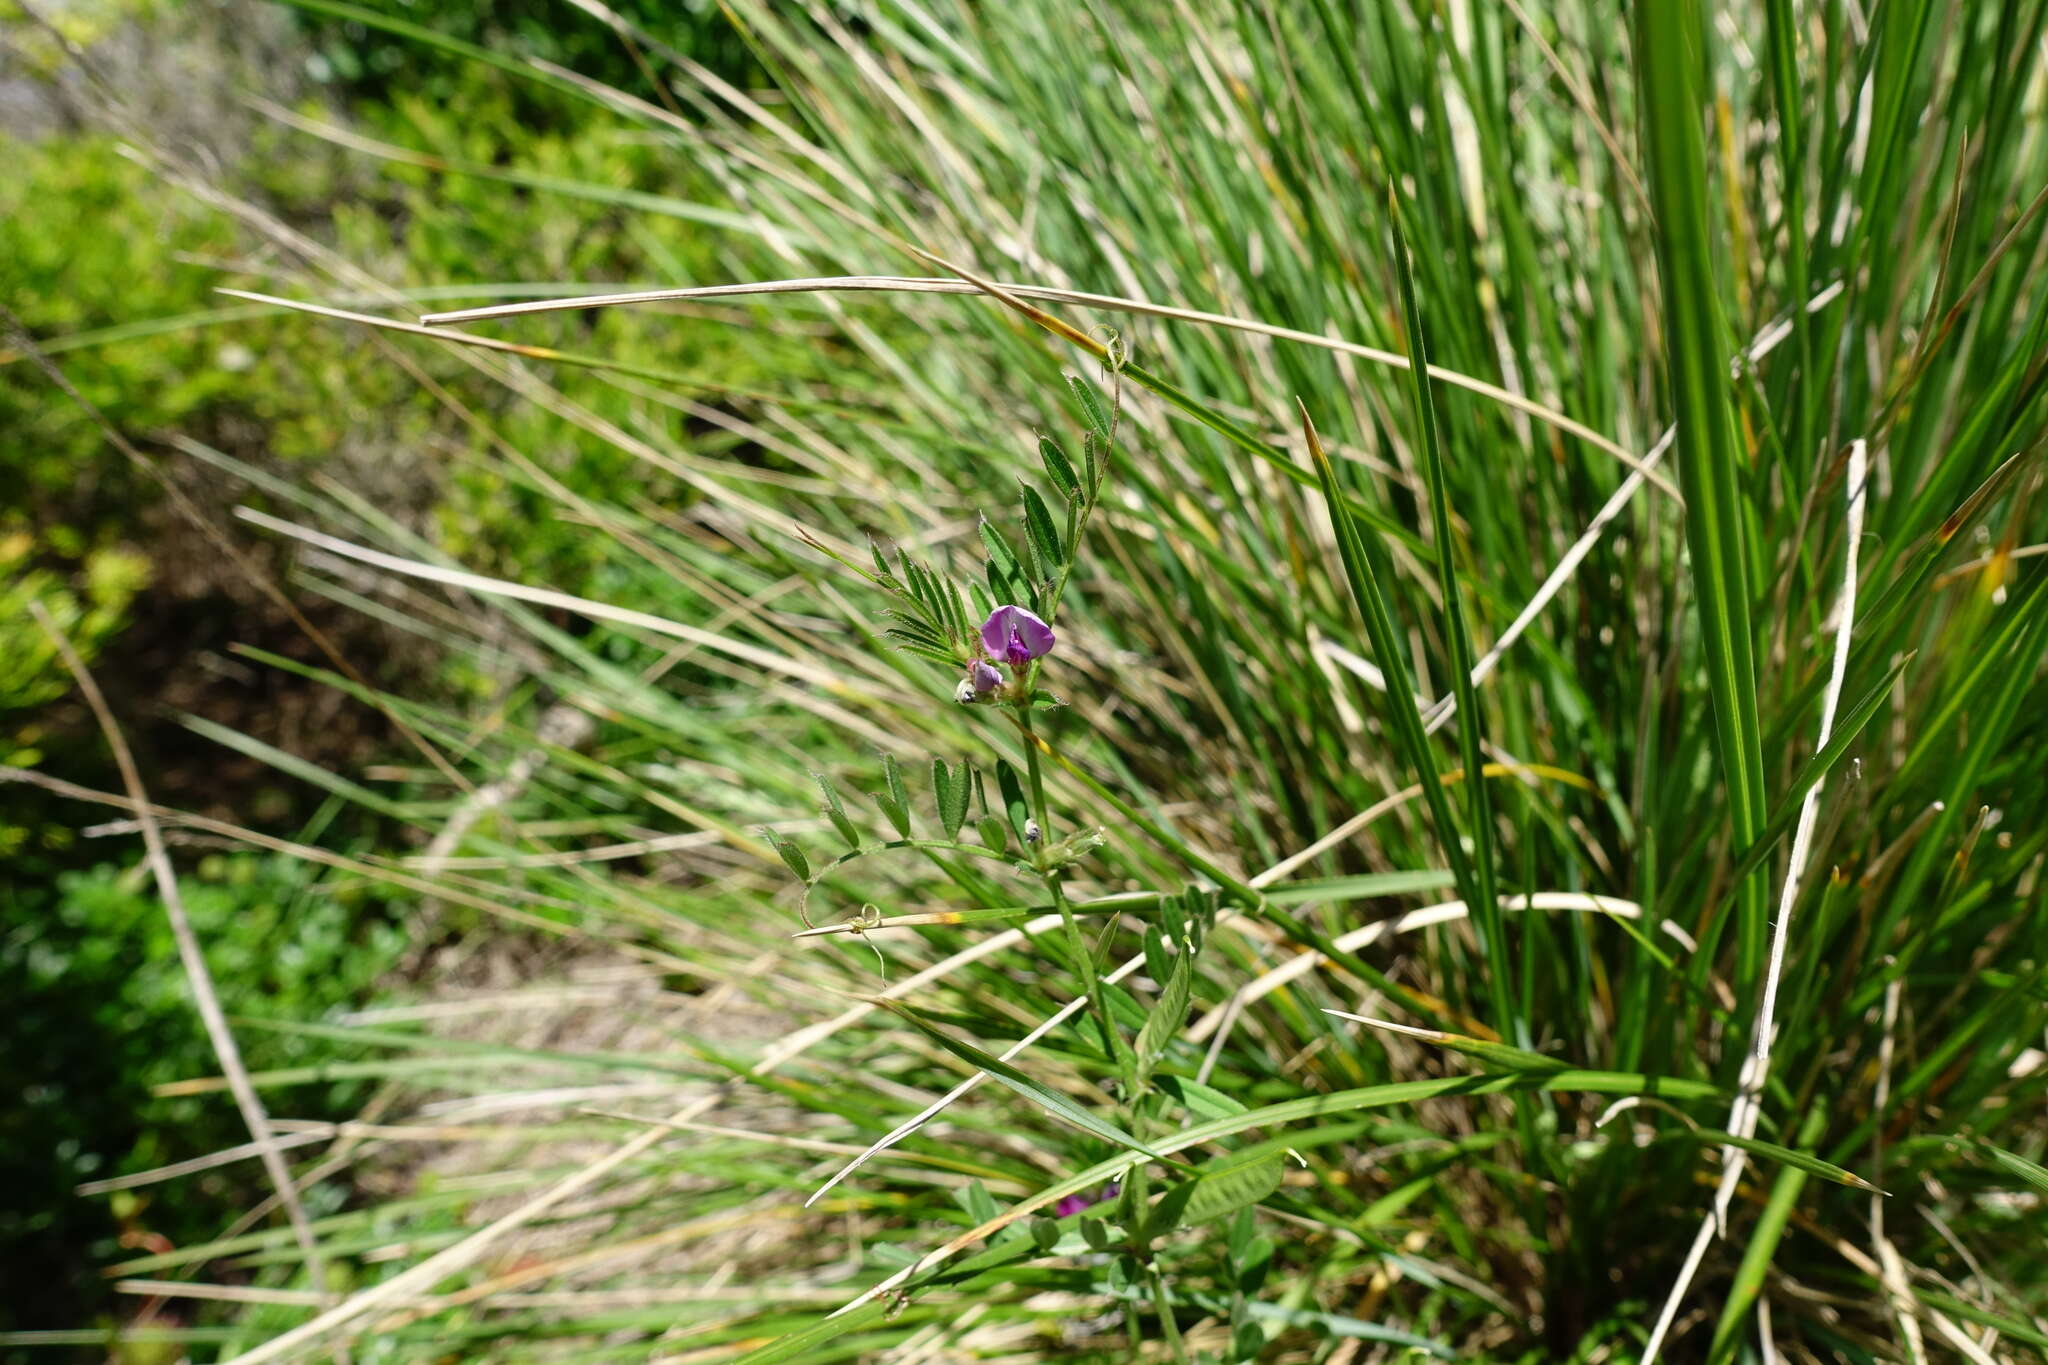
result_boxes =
[1157,1074,1249,1122]
[996,761,1032,842]
[1161,892,1187,942]
[815,772,860,851]
[888,638,959,666]
[1018,520,1046,584]
[874,753,911,837]
[881,610,947,648]
[977,815,1010,857]
[1181,1151,1284,1227]
[823,809,860,850]
[943,577,973,644]
[979,516,1022,580]
[1135,940,1196,1082]
[934,760,969,839]
[874,998,1169,1161]
[1029,1218,1060,1250]
[1068,373,1111,438]
[985,558,1026,613]
[1228,1206,1254,1259]
[1142,1178,1197,1244]
[763,829,809,882]
[814,771,846,818]
[1022,485,1064,570]
[897,552,938,617]
[1234,1231,1275,1294]
[1147,1151,1284,1242]
[1142,926,1170,983]
[959,1179,1000,1224]
[870,797,908,839]
[1038,435,1080,498]
[1080,1216,1111,1250]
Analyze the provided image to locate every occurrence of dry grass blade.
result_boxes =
[75,1130,336,1197]
[1417,280,1841,733]
[803,939,1150,1206]
[424,274,1680,495]
[212,882,1104,1363]
[1185,893,1693,1045]
[234,507,840,687]
[1641,441,1871,1364]
[28,603,328,1294]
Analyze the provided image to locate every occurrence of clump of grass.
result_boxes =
[23,1,2048,1361]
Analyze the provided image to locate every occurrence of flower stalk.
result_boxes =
[1020,705,1125,1084]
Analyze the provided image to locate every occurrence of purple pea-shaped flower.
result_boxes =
[981,605,1055,669]
[1053,1182,1119,1219]
[954,659,1005,705]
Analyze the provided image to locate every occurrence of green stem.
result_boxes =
[1019,711,1123,1077]
[1042,369,1121,621]
[1149,1268,1190,1365]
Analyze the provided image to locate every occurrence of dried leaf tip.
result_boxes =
[1296,399,1333,473]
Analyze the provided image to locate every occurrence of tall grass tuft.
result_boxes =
[32,1,2048,1360]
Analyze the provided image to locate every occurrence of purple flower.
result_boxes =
[955,659,1006,704]
[981,605,1055,669]
[1052,1182,1119,1219]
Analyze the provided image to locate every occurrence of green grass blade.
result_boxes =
[1634,1,1771,1003]
[1976,1139,2048,1194]
[873,998,1170,1162]
[1297,403,1481,957]
[1388,196,1508,1040]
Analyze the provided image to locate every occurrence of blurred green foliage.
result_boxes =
[0,136,247,506]
[0,850,400,1333]
[291,0,757,114]
[2,0,776,1337]
[0,527,149,723]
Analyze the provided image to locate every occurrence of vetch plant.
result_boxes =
[773,362,1120,911]
[761,368,1319,1346]
[66,2,2048,1362]
[773,372,1125,1002]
